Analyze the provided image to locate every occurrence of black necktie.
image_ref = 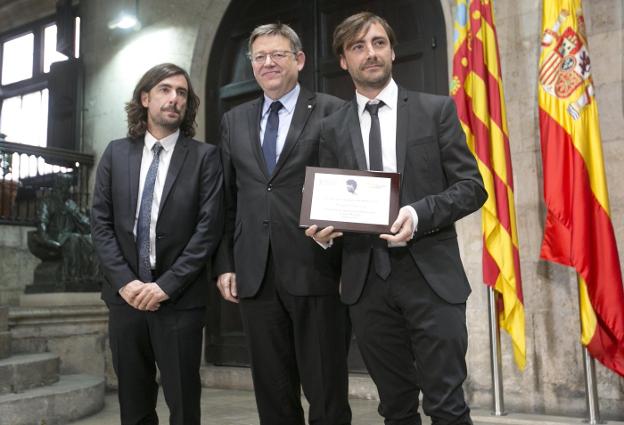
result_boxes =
[365,101,385,171]
[136,142,163,282]
[262,101,283,175]
[365,100,391,280]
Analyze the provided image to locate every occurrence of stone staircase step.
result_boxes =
[0,374,105,425]
[0,352,59,395]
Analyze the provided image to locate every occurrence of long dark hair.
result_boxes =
[125,63,200,138]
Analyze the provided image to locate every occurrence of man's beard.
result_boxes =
[354,60,391,89]
[153,106,184,129]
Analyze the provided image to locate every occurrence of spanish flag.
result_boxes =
[451,0,526,369]
[538,0,624,377]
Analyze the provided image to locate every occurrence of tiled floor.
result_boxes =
[69,388,624,425]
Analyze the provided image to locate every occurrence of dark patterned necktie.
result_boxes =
[136,142,163,282]
[365,101,391,280]
[262,101,283,174]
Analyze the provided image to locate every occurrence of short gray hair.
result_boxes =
[248,23,303,54]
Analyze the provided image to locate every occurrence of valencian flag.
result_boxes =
[538,0,624,376]
[451,0,526,369]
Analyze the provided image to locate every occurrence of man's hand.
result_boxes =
[217,273,239,303]
[119,280,145,306]
[380,207,414,244]
[132,283,169,311]
[305,225,343,245]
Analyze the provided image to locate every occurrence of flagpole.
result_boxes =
[487,286,505,416]
[577,274,602,425]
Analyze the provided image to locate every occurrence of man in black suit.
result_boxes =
[214,23,351,425]
[91,63,223,425]
[307,13,487,425]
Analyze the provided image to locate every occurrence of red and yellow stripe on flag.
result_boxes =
[451,0,525,369]
[538,0,624,377]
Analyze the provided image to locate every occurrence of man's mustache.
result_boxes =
[161,105,182,113]
[361,59,383,69]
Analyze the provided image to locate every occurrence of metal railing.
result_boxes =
[0,140,94,225]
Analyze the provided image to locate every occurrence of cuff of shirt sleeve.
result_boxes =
[315,238,333,249]
[405,205,418,234]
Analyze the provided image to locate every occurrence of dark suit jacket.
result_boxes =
[320,86,487,305]
[91,135,224,309]
[214,86,344,298]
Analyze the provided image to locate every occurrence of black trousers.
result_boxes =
[239,252,352,425]
[350,247,472,425]
[108,303,206,425]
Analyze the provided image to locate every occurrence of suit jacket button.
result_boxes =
[263,220,269,226]
[267,185,272,191]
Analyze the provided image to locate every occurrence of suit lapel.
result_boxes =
[160,135,189,212]
[246,97,269,178]
[396,87,409,181]
[128,138,143,228]
[347,98,367,170]
[273,87,315,176]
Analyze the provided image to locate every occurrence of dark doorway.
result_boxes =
[204,0,448,372]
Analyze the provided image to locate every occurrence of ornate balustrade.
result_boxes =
[0,140,94,225]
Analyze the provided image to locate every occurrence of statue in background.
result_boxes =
[27,173,103,292]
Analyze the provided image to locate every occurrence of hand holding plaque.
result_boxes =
[299,167,400,234]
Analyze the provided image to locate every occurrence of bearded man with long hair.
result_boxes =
[91,63,223,425]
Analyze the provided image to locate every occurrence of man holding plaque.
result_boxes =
[214,23,351,425]
[306,12,487,425]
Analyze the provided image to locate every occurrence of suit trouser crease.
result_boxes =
[108,304,205,425]
[349,247,472,425]
[239,251,351,425]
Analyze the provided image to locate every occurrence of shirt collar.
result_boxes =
[262,83,300,116]
[144,129,180,152]
[356,78,398,117]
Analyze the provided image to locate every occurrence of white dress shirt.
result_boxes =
[133,129,179,268]
[355,79,418,235]
[259,83,300,161]
[356,79,398,173]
